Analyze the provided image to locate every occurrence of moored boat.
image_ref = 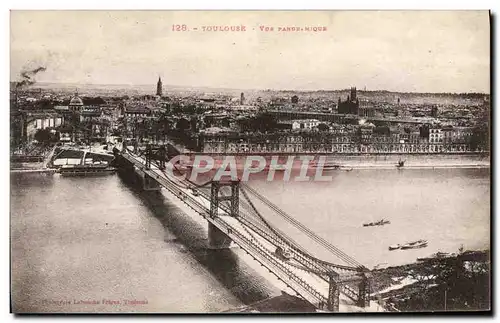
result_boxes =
[400,240,428,250]
[389,244,401,251]
[390,239,428,251]
[59,163,116,177]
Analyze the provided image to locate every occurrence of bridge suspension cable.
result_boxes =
[210,181,362,273]
[239,186,362,275]
[171,163,213,188]
[144,154,364,270]
[242,183,364,269]
[241,183,366,269]
[239,187,310,254]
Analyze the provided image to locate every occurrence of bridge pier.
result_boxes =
[142,172,161,191]
[208,223,232,249]
[327,275,340,312]
[115,154,135,176]
[115,153,160,191]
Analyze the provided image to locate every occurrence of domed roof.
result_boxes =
[69,94,84,106]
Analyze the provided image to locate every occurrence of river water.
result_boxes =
[10,167,490,312]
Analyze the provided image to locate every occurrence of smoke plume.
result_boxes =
[16,66,47,89]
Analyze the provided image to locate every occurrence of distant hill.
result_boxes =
[12,82,247,95]
[10,82,489,106]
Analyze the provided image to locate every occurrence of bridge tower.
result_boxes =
[208,180,240,249]
[145,144,152,170]
[210,180,240,219]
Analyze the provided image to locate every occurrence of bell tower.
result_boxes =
[350,87,357,102]
[156,76,163,97]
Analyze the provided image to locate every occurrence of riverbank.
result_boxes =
[10,162,45,170]
[177,153,490,170]
[370,249,490,312]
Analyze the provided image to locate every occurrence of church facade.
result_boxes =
[337,87,359,115]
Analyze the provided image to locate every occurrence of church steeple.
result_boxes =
[156,76,163,97]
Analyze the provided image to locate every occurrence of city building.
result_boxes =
[68,92,84,112]
[431,106,439,117]
[279,119,320,130]
[124,106,152,118]
[358,100,375,118]
[199,125,477,154]
[337,87,359,115]
[429,128,443,144]
[22,112,63,143]
[80,106,102,122]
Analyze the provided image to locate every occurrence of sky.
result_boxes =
[10,11,490,93]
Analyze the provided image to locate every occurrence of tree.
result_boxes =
[374,126,390,135]
[34,129,59,144]
[317,123,330,132]
[241,113,279,132]
[34,129,52,144]
[82,97,106,105]
[176,118,191,132]
[406,249,490,311]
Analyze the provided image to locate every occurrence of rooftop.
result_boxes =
[69,95,84,106]
[279,119,320,124]
[125,106,151,113]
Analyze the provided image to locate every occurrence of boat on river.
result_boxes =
[363,219,391,227]
[401,239,428,250]
[389,239,428,251]
[389,244,402,251]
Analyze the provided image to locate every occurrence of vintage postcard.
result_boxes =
[10,10,490,313]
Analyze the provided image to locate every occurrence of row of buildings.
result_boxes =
[198,125,484,154]
[12,92,114,145]
[11,79,489,158]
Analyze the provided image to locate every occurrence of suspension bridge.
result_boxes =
[113,141,375,312]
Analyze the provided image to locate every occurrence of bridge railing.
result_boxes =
[237,215,333,302]
[237,215,361,303]
[212,217,328,305]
